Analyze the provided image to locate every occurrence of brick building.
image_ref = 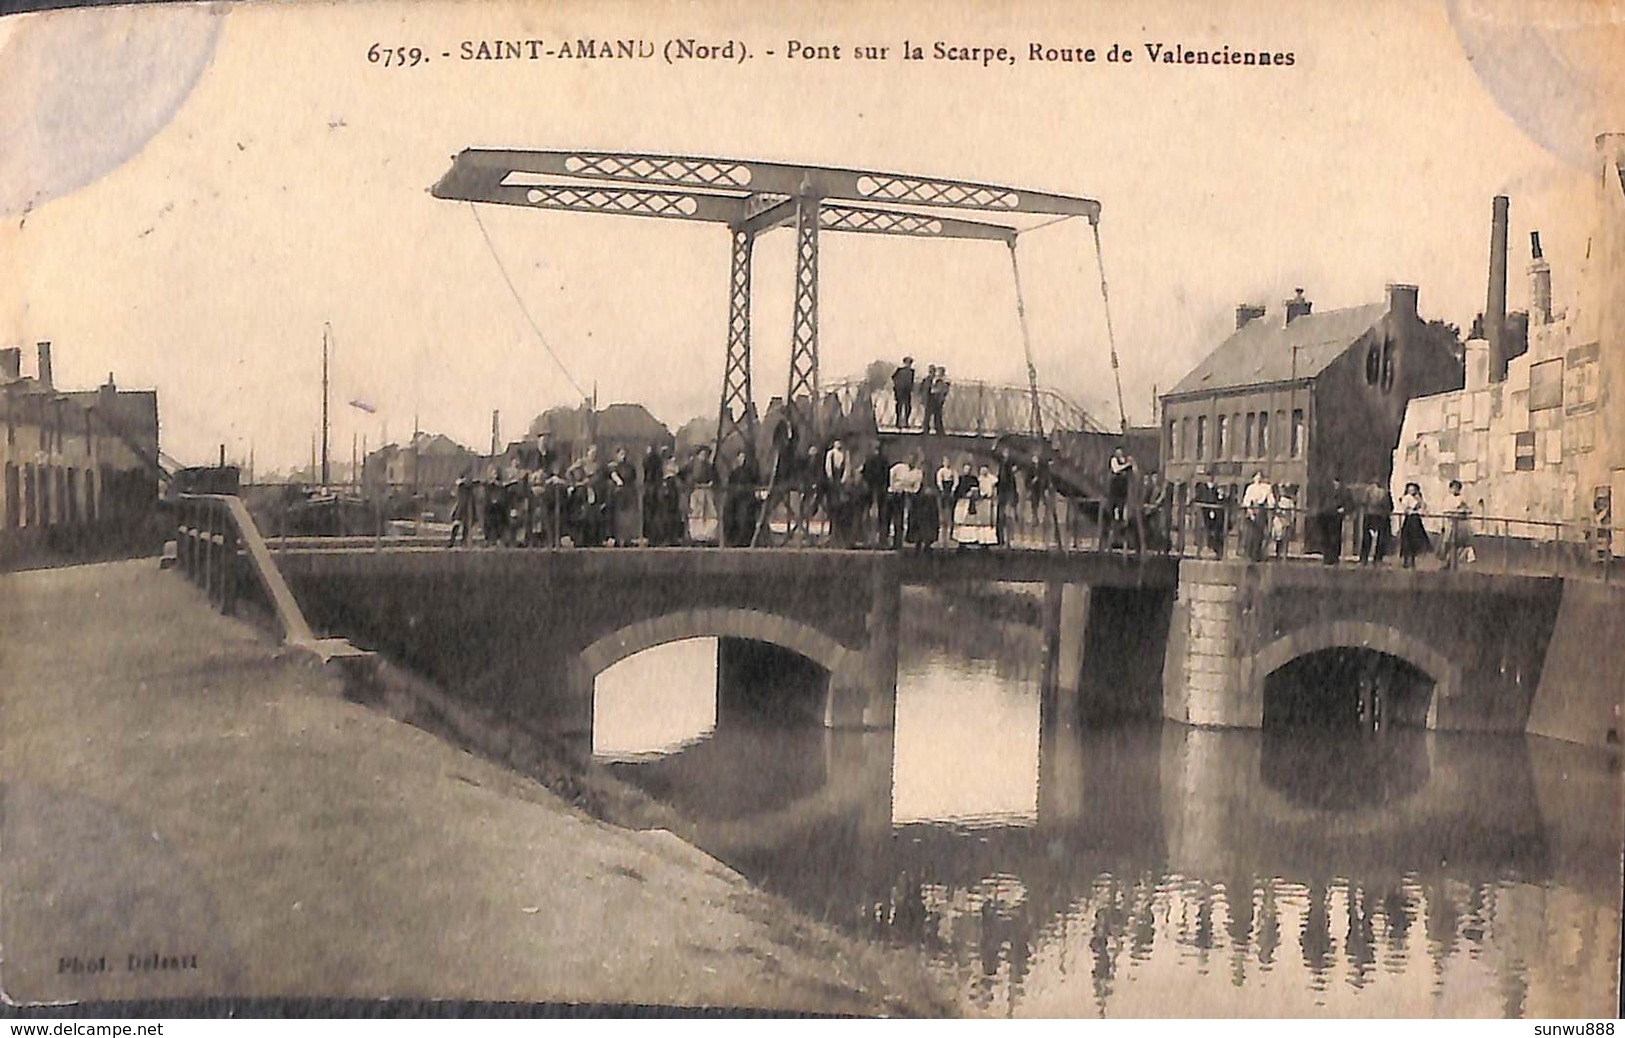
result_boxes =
[1160,284,1463,529]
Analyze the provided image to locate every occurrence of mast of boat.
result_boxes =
[321,322,332,489]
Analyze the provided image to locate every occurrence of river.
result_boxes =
[591,587,1623,1017]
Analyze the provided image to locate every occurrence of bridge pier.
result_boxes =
[1044,580,1174,723]
[1162,562,1259,727]
[1162,560,1566,732]
[851,559,901,730]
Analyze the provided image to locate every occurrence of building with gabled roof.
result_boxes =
[1160,283,1462,528]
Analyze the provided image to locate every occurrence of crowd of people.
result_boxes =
[438,420,1485,571]
[442,427,1062,551]
[1180,469,1477,568]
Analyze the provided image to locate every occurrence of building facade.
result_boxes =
[1,341,163,566]
[1394,133,1625,544]
[1161,284,1463,529]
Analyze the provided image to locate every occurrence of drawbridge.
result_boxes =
[430,149,1129,545]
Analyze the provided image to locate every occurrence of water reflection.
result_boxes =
[592,590,1623,1017]
[892,650,1040,828]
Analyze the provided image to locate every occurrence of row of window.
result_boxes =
[1167,408,1306,463]
[3,398,92,453]
[2,461,101,531]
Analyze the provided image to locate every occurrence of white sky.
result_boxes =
[2,0,1621,470]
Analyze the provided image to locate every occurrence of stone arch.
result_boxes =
[1250,619,1461,729]
[570,606,864,727]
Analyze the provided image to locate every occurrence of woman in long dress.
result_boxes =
[684,446,719,544]
[1438,479,1473,569]
[1397,482,1431,568]
[953,464,999,547]
[608,447,640,545]
[904,453,938,551]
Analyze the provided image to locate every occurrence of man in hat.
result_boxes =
[1192,468,1223,558]
[891,357,917,429]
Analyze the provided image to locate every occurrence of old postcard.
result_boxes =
[1,0,1622,1019]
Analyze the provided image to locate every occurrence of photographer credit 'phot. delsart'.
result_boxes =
[1,0,1622,1020]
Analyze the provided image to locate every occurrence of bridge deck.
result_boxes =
[268,543,1180,589]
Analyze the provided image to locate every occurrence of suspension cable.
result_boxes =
[1014,213,1077,239]
[467,202,589,401]
[1090,218,1129,434]
[1006,241,1046,440]
[1008,239,1068,554]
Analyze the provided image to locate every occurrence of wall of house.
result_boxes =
[1160,384,1313,524]
[1570,133,1625,536]
[1,387,162,567]
[1310,301,1460,514]
[1394,336,1579,528]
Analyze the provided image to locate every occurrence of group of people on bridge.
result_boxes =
[1183,470,1478,569]
[444,427,1061,551]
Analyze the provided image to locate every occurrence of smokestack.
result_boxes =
[1284,288,1312,325]
[491,410,501,457]
[35,341,52,390]
[0,348,20,381]
[1235,303,1266,330]
[1529,230,1552,325]
[1486,196,1510,381]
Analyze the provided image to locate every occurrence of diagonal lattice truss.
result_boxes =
[431,149,1100,231]
[716,229,756,464]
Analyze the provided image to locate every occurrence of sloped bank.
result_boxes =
[0,560,953,1015]
[344,654,956,1016]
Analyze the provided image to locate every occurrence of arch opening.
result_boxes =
[1263,647,1435,731]
[1260,648,1436,810]
[592,633,837,755]
[592,635,839,822]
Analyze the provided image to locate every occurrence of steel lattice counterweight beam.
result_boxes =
[431,149,1100,222]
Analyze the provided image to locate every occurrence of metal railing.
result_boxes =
[824,378,1111,437]
[174,494,317,643]
[1167,500,1618,580]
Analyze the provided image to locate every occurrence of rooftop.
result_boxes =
[1169,302,1388,396]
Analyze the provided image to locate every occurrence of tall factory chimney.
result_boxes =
[490,410,501,458]
[1529,230,1552,325]
[35,341,53,390]
[1486,196,1510,381]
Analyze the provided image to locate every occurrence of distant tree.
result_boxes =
[863,359,893,392]
[673,415,717,456]
[1424,319,1465,365]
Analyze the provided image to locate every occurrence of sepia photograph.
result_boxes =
[1,0,1622,1020]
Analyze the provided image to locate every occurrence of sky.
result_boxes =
[2,0,1622,471]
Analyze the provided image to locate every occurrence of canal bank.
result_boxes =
[0,560,953,1014]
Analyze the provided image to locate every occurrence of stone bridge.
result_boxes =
[267,535,1597,754]
[1162,560,1570,733]
[270,545,1175,757]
